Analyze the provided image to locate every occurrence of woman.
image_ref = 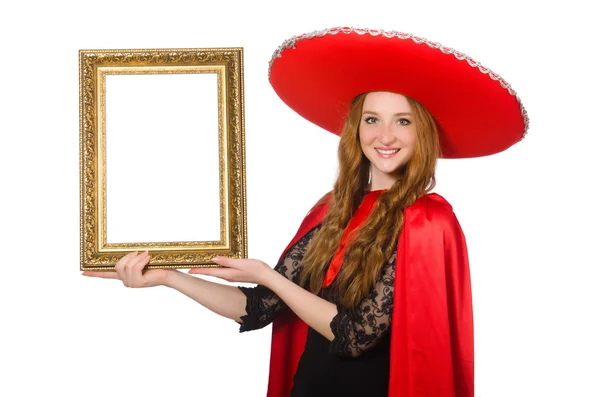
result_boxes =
[84,27,528,397]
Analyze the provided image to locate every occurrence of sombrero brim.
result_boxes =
[268,27,529,159]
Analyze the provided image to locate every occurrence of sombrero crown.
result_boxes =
[268,27,529,159]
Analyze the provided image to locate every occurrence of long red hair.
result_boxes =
[299,92,441,309]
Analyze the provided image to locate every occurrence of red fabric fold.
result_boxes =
[267,192,474,397]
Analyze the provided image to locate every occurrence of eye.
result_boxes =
[397,118,411,126]
[364,116,378,124]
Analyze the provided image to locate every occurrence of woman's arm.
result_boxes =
[84,226,322,329]
[328,252,396,357]
[164,270,247,322]
[192,250,396,348]
[191,225,322,332]
[264,271,338,341]
[265,251,396,351]
[193,256,339,340]
[83,251,248,322]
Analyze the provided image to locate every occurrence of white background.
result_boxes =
[105,73,221,243]
[1,1,598,396]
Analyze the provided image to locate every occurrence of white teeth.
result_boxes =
[376,148,400,155]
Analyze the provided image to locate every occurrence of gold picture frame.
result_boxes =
[79,48,247,270]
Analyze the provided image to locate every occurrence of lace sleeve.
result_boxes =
[328,251,396,357]
[237,226,320,332]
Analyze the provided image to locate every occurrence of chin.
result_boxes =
[374,162,405,175]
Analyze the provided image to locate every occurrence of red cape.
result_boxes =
[267,192,474,397]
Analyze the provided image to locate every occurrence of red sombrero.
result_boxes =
[268,27,529,159]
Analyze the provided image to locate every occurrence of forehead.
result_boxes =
[363,91,411,112]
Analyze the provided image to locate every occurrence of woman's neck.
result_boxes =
[368,168,399,191]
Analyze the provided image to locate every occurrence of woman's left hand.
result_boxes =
[188,257,276,287]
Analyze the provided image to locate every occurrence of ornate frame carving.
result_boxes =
[79,48,247,270]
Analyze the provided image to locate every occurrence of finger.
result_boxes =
[126,251,148,275]
[125,251,149,286]
[116,251,138,267]
[115,251,136,281]
[132,251,151,286]
[82,271,120,279]
[133,251,150,272]
[211,256,240,269]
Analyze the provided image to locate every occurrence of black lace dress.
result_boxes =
[238,225,396,397]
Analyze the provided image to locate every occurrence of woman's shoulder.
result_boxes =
[408,192,460,226]
[306,190,334,215]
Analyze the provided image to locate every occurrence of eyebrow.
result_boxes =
[362,110,412,116]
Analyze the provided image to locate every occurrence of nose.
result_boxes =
[379,123,395,145]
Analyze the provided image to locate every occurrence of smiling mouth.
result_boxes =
[375,148,401,155]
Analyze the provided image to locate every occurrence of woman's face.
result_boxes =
[359,91,417,188]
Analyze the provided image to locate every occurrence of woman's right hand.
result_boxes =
[82,251,171,288]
